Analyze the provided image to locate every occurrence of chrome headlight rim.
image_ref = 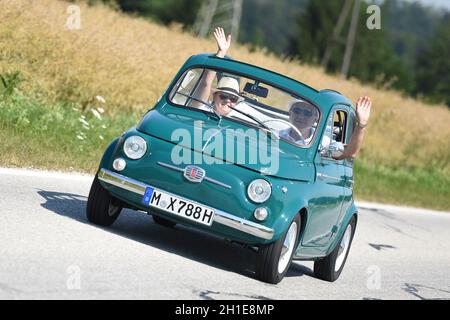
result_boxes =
[123,135,147,160]
[247,179,272,204]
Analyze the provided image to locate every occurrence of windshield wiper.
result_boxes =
[228,104,279,139]
[174,92,221,120]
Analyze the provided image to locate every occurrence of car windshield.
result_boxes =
[168,67,320,147]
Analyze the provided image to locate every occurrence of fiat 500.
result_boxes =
[86,54,358,284]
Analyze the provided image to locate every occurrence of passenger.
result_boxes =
[191,27,232,114]
[282,97,372,159]
[279,100,319,145]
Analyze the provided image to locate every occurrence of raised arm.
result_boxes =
[191,27,232,107]
[335,96,372,160]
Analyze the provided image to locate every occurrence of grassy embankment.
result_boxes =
[1,0,449,210]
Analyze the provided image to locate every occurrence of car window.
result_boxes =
[320,109,348,151]
[333,110,347,143]
[168,67,321,148]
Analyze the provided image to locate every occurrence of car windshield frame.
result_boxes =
[166,65,322,149]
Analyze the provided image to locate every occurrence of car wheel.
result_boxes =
[152,215,177,228]
[255,214,301,284]
[86,174,122,226]
[313,216,356,282]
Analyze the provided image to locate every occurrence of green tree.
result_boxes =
[289,0,411,91]
[116,0,203,28]
[239,0,305,54]
[415,18,450,106]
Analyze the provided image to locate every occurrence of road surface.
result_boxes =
[1,167,449,300]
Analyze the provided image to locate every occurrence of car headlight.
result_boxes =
[247,179,271,203]
[123,136,147,160]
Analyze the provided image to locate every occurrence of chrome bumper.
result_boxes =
[98,169,274,240]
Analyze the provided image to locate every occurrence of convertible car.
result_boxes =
[86,53,358,284]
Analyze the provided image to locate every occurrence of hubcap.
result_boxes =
[278,221,298,274]
[335,224,352,272]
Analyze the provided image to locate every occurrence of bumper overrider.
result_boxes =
[98,169,274,240]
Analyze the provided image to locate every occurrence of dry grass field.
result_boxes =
[1,0,449,209]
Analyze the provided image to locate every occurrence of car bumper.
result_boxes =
[98,168,274,241]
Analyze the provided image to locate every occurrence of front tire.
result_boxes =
[314,216,356,282]
[255,214,301,284]
[86,175,122,226]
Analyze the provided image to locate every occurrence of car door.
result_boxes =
[302,107,348,247]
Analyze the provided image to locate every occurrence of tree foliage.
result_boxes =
[288,0,411,91]
[415,18,450,106]
[86,0,449,106]
[116,0,203,27]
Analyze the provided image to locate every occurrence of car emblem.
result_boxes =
[183,166,206,183]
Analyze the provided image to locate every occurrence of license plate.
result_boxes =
[142,187,215,226]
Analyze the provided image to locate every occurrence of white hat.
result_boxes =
[288,99,318,115]
[288,99,311,111]
[212,77,240,97]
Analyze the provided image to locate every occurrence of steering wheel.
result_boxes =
[261,119,306,145]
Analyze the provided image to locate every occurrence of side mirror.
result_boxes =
[320,141,345,159]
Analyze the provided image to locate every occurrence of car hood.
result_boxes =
[137,105,314,181]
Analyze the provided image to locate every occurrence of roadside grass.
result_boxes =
[1,0,449,172]
[0,92,139,173]
[1,92,449,211]
[1,0,449,210]
[0,0,450,173]
[354,161,450,211]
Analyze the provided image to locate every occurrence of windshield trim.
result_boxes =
[165,65,322,149]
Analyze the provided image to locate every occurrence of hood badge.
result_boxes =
[183,165,206,183]
[156,162,231,189]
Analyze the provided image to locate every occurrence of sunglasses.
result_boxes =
[292,108,314,117]
[219,93,239,103]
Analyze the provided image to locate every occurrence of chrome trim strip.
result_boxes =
[203,176,232,189]
[317,172,342,182]
[98,169,273,240]
[157,161,184,173]
[213,210,274,240]
[157,161,232,189]
[98,169,147,195]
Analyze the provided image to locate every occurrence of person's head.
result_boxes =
[212,77,240,116]
[288,100,319,130]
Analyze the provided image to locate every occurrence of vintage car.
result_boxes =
[86,53,358,284]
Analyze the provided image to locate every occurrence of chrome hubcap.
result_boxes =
[278,221,298,274]
[335,224,352,272]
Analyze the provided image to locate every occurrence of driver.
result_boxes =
[279,100,319,145]
[281,97,372,161]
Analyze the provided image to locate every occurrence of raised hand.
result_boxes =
[355,96,372,126]
[213,27,232,58]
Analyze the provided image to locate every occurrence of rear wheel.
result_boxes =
[152,215,177,228]
[86,175,122,226]
[255,214,301,284]
[314,216,356,282]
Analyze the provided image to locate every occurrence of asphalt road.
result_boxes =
[1,167,449,300]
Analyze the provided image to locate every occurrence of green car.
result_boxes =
[87,54,358,284]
